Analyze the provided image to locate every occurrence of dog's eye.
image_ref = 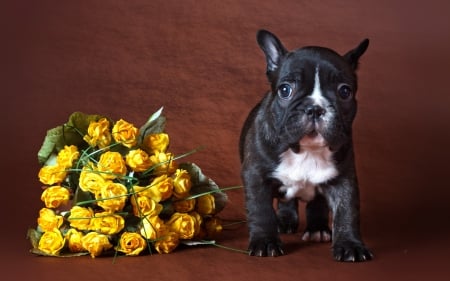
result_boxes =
[277,84,293,100]
[337,84,353,100]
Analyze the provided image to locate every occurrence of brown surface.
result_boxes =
[2,0,450,280]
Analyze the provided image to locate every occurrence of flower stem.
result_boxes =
[222,220,247,228]
[184,185,243,200]
[201,240,249,255]
[141,146,204,176]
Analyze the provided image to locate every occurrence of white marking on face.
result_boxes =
[273,146,338,201]
[307,66,333,128]
[310,67,326,106]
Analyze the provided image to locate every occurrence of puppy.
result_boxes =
[239,30,373,262]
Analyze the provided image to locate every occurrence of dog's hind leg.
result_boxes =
[302,193,331,242]
[277,199,299,234]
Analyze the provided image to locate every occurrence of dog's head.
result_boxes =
[257,30,368,152]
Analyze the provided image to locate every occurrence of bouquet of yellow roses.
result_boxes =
[28,108,229,258]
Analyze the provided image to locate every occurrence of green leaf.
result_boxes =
[123,215,141,233]
[180,240,250,255]
[179,162,228,213]
[37,112,108,165]
[147,106,164,125]
[138,107,166,145]
[28,228,90,257]
[181,240,216,246]
[159,199,175,219]
[30,248,90,257]
[73,186,94,206]
[27,228,42,250]
[37,125,64,165]
[66,112,107,135]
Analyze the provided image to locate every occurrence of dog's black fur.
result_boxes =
[239,30,373,262]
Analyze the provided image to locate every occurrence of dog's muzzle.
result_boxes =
[305,105,326,121]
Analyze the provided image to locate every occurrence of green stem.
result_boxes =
[201,240,249,255]
[141,146,204,176]
[183,185,243,200]
[222,220,247,228]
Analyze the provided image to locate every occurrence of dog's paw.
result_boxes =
[302,223,331,242]
[333,241,373,262]
[302,229,331,242]
[248,237,284,257]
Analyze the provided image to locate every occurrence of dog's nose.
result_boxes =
[305,105,326,119]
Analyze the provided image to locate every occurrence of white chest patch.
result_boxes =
[272,146,338,201]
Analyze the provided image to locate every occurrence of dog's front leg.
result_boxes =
[321,177,373,262]
[244,172,283,257]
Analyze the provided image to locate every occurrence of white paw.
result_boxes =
[302,230,331,242]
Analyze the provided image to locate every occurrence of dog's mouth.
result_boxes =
[306,130,319,138]
[299,130,327,148]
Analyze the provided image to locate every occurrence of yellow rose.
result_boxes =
[65,228,84,253]
[130,193,162,217]
[83,118,112,148]
[112,119,139,148]
[97,151,127,179]
[139,215,167,240]
[196,194,216,215]
[204,217,223,238]
[131,185,150,197]
[89,212,125,235]
[38,165,67,185]
[81,232,112,258]
[37,208,63,232]
[146,174,173,202]
[154,231,179,254]
[189,211,203,237]
[173,198,196,213]
[144,133,169,153]
[126,149,152,172]
[68,206,94,231]
[172,169,192,199]
[40,186,70,209]
[56,145,80,169]
[166,212,197,240]
[96,182,128,212]
[149,152,177,176]
[116,232,147,256]
[38,229,65,255]
[78,165,106,194]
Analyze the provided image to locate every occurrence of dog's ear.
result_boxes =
[344,39,369,70]
[257,30,287,73]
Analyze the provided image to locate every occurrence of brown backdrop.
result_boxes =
[2,0,450,280]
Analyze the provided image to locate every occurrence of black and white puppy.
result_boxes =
[239,30,373,262]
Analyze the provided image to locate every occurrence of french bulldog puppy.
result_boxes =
[239,30,373,262]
